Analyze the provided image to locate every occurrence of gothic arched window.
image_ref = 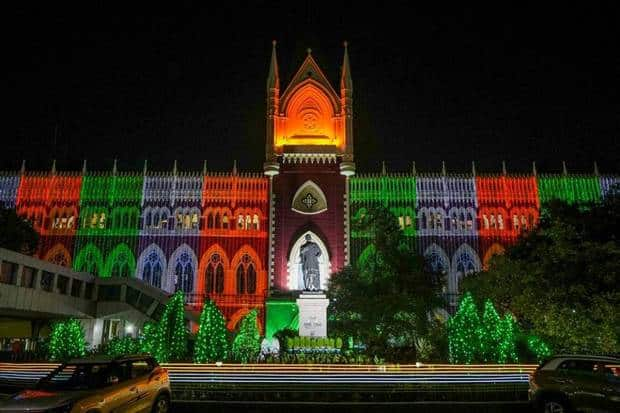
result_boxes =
[110,250,130,278]
[236,253,256,294]
[142,250,163,288]
[174,251,194,294]
[205,253,225,294]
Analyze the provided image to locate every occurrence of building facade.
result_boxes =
[1,43,618,331]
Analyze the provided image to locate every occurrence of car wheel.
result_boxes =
[541,397,571,413]
[151,394,170,413]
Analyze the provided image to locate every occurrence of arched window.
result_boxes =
[98,212,106,229]
[183,213,191,229]
[174,251,194,294]
[252,214,259,230]
[142,250,163,288]
[513,214,520,231]
[521,215,528,230]
[110,250,130,277]
[489,214,496,229]
[67,215,75,229]
[205,253,224,294]
[245,215,252,229]
[466,212,474,230]
[497,214,504,230]
[214,213,221,229]
[222,214,229,229]
[207,212,214,229]
[235,253,256,294]
[237,215,244,230]
[191,212,199,229]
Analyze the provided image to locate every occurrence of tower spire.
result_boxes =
[472,161,476,176]
[82,159,87,174]
[442,161,446,176]
[340,41,353,92]
[532,161,537,176]
[202,160,207,175]
[20,160,26,174]
[594,161,599,176]
[412,161,417,175]
[266,40,279,91]
[502,160,507,175]
[113,159,118,175]
[51,159,56,174]
[562,161,568,175]
[173,160,178,175]
[143,159,148,175]
[381,161,386,176]
[233,160,238,175]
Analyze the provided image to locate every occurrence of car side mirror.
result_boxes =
[107,375,119,385]
[148,371,160,383]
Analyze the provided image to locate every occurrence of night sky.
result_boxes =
[6,3,620,174]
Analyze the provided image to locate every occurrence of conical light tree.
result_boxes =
[448,292,482,363]
[48,319,86,361]
[498,313,519,363]
[155,291,187,362]
[194,299,228,363]
[481,299,502,362]
[232,309,261,363]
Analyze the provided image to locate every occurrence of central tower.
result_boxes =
[264,41,354,293]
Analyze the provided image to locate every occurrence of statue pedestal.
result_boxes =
[296,292,329,338]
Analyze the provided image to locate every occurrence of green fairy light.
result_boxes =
[194,299,228,363]
[232,309,261,363]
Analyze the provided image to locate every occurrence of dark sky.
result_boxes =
[6,2,620,174]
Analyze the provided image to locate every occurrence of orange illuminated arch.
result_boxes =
[197,244,230,295]
[483,243,506,270]
[227,307,263,333]
[44,243,72,267]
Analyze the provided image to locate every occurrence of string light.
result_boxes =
[47,319,86,361]
[194,299,228,363]
[231,309,261,363]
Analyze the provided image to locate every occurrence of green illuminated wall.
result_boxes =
[349,175,417,263]
[265,299,299,340]
[74,173,143,277]
[537,175,601,205]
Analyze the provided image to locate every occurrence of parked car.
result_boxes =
[0,354,170,413]
[529,354,620,413]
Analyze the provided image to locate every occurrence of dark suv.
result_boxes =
[529,354,620,413]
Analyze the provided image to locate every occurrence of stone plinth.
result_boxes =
[296,292,329,338]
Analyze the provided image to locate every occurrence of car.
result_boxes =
[0,354,171,413]
[529,354,620,413]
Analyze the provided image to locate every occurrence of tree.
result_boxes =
[194,299,228,363]
[463,196,620,354]
[231,309,261,363]
[0,207,38,255]
[155,291,187,362]
[328,206,441,361]
[497,313,519,363]
[447,293,482,363]
[48,319,86,361]
[139,322,158,355]
[480,299,501,363]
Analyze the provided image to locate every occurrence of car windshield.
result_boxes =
[37,363,121,391]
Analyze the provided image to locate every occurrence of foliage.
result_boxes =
[285,336,344,354]
[261,352,383,365]
[447,293,482,364]
[273,328,297,353]
[105,336,139,357]
[47,319,86,361]
[328,206,441,361]
[481,299,502,363]
[231,309,261,363]
[497,314,519,363]
[0,207,39,255]
[527,335,553,363]
[139,322,158,355]
[414,336,434,361]
[194,299,228,363]
[154,291,187,362]
[463,196,620,354]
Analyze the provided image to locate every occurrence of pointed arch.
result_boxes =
[43,243,72,267]
[287,230,331,291]
[136,243,167,288]
[104,243,136,278]
[73,243,104,276]
[483,243,506,270]
[423,243,450,275]
[166,243,198,294]
[291,180,328,215]
[450,243,482,294]
[198,244,230,295]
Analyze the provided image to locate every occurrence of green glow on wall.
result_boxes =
[74,173,143,276]
[537,175,601,205]
[265,299,299,340]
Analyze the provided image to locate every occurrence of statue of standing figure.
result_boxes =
[299,234,321,291]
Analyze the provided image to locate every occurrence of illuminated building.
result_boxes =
[2,42,618,331]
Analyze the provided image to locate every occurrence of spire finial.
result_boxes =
[143,159,148,174]
[233,160,238,175]
[412,161,417,175]
[442,161,446,176]
[267,40,280,90]
[51,159,56,174]
[113,159,118,175]
[562,161,568,175]
[20,160,26,174]
[502,160,507,175]
[532,161,537,176]
[82,159,87,174]
[472,161,476,176]
[381,161,386,176]
[202,160,207,175]
[594,161,599,176]
[340,40,353,92]
[173,160,178,175]
[307,47,312,55]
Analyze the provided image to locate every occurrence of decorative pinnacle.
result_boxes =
[307,47,312,55]
[472,161,476,176]
[20,160,26,174]
[442,161,446,175]
[173,160,178,174]
[143,159,148,174]
[532,161,537,176]
[233,159,238,175]
[203,160,207,175]
[51,159,56,174]
[113,159,118,175]
[502,160,507,175]
[381,161,387,175]
[82,159,87,174]
[594,161,599,176]
[562,161,568,175]
[412,161,417,175]
[272,39,277,46]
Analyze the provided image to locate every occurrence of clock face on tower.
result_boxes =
[291,180,327,215]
